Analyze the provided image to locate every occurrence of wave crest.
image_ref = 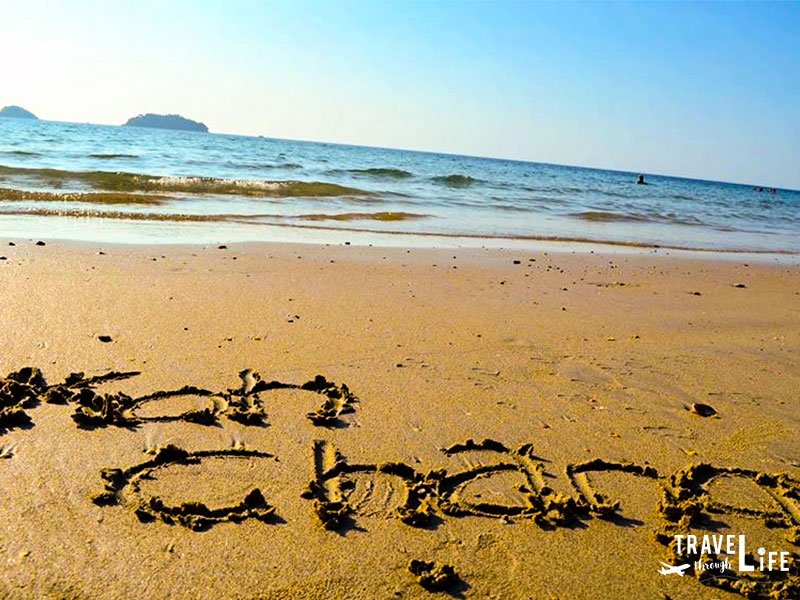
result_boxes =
[0,207,426,223]
[1,150,41,157]
[140,176,371,198]
[349,168,412,179]
[89,153,139,159]
[571,210,704,226]
[431,174,479,187]
[0,187,167,205]
[296,211,425,222]
[0,164,374,198]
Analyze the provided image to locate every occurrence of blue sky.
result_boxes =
[2,0,799,188]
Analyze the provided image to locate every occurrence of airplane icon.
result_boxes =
[659,562,691,576]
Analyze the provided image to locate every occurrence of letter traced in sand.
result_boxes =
[92,445,279,531]
[566,458,660,519]
[301,439,439,530]
[298,374,359,426]
[0,367,48,433]
[439,439,586,527]
[654,463,800,598]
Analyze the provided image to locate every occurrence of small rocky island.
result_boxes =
[124,113,208,132]
[0,105,38,119]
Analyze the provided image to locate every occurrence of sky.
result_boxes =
[1,0,799,189]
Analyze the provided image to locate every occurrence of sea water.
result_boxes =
[0,118,797,254]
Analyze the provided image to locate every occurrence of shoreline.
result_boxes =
[1,136,798,258]
[1,229,798,265]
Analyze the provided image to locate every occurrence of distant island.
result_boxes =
[123,113,208,132]
[0,105,38,119]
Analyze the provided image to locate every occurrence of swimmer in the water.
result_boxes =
[637,175,647,185]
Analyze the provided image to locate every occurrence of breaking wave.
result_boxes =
[1,150,42,157]
[0,187,168,205]
[431,174,480,187]
[89,153,140,159]
[571,210,705,227]
[0,164,374,198]
[0,207,426,223]
[337,168,413,179]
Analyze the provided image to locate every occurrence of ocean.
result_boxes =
[0,118,797,254]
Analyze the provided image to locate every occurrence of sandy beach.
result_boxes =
[0,239,798,599]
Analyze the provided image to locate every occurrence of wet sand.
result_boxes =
[0,240,798,599]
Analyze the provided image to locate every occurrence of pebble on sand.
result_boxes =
[408,559,460,592]
[690,402,717,417]
[97,335,113,343]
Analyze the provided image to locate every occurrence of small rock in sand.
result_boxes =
[690,402,717,417]
[35,241,46,246]
[733,283,747,289]
[97,335,113,343]
[408,559,460,592]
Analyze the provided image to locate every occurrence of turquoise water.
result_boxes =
[0,118,797,253]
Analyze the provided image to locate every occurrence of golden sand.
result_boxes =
[0,240,797,599]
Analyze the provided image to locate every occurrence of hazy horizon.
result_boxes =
[2,0,799,189]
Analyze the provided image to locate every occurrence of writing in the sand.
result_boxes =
[2,367,798,598]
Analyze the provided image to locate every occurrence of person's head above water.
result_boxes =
[637,174,646,185]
